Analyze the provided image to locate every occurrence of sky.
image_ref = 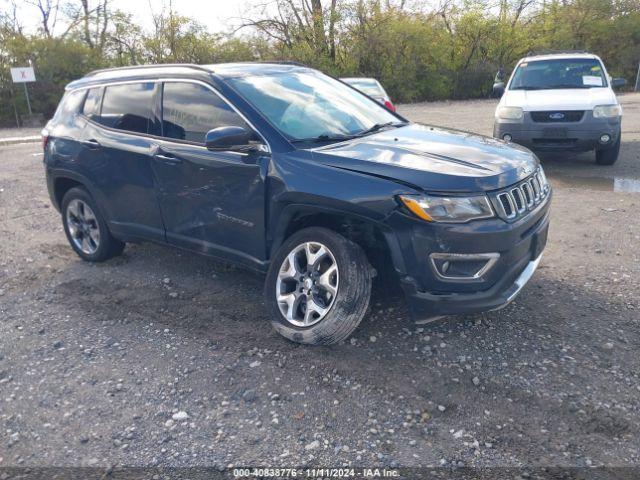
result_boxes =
[4,0,429,36]
[3,0,272,35]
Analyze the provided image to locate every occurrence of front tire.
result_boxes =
[595,137,621,165]
[265,227,372,345]
[61,187,125,262]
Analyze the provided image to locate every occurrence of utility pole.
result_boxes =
[10,84,20,127]
[635,61,640,92]
[23,83,33,115]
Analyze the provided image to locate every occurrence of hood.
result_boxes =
[501,87,617,111]
[311,124,538,193]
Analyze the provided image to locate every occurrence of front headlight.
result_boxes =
[496,106,524,121]
[537,165,549,191]
[593,104,622,118]
[399,194,494,223]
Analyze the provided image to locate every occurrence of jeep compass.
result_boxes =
[43,63,551,345]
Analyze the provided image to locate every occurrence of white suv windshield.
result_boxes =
[510,58,607,90]
[227,70,399,142]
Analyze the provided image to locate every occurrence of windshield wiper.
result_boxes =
[354,121,406,138]
[511,86,545,90]
[546,84,591,89]
[291,121,407,145]
[291,133,358,144]
[512,84,592,90]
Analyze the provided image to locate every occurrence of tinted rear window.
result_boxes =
[99,83,157,134]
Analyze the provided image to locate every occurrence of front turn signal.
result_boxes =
[399,196,433,222]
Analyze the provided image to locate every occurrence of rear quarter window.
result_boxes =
[52,89,86,124]
[98,82,158,135]
[82,87,102,121]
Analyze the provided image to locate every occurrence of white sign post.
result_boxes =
[10,67,36,115]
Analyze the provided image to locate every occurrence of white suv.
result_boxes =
[493,52,625,165]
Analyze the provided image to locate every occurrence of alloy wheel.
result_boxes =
[275,241,339,327]
[66,199,100,255]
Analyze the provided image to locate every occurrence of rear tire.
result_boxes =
[595,137,620,165]
[265,227,372,345]
[61,187,125,262]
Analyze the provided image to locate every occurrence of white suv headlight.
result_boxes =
[496,106,524,121]
[593,104,622,118]
[399,194,494,223]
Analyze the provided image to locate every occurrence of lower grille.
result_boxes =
[492,168,550,221]
[532,138,576,145]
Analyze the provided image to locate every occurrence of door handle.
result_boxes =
[153,153,182,165]
[81,139,101,149]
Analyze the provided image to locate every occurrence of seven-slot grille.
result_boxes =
[492,168,550,221]
[530,110,584,123]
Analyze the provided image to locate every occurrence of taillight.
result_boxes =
[42,130,49,151]
[384,100,396,112]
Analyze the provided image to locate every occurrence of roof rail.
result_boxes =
[263,60,308,67]
[85,63,213,77]
[225,60,309,68]
[526,49,591,56]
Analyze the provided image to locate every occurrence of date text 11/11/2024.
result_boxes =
[232,467,400,478]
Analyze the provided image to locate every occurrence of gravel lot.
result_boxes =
[1,94,639,471]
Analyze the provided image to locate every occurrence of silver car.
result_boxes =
[341,77,395,112]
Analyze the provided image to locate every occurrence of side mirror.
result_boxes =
[205,126,255,151]
[492,82,505,98]
[611,78,627,89]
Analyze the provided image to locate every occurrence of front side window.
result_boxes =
[99,82,157,134]
[510,58,607,90]
[227,70,398,142]
[161,82,248,143]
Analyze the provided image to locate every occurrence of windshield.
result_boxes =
[227,70,399,142]
[343,79,385,97]
[509,58,607,90]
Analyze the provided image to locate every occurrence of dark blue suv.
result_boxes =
[43,63,551,345]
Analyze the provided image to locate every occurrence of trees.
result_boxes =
[0,1,256,125]
[238,0,639,101]
[1,0,638,126]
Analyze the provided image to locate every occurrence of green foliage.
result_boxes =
[1,0,639,126]
[0,33,102,124]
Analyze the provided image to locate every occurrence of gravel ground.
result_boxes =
[0,94,639,471]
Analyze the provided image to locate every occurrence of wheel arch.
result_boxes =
[51,170,97,205]
[51,170,108,217]
[269,204,406,283]
[53,177,84,210]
